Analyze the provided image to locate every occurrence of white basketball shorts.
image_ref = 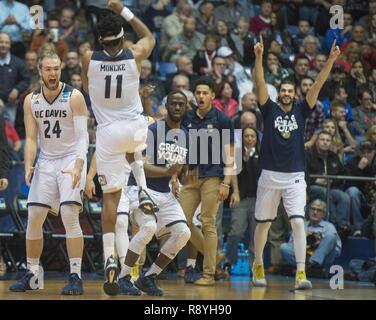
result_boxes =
[27,154,87,214]
[96,114,148,193]
[118,186,187,238]
[255,170,306,222]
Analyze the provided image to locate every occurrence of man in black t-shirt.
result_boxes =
[252,36,341,290]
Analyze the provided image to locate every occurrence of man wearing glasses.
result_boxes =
[280,199,342,277]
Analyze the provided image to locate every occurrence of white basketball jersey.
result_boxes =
[31,84,77,160]
[87,49,143,127]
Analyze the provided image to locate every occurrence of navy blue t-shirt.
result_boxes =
[128,119,189,193]
[260,98,313,172]
[182,105,234,178]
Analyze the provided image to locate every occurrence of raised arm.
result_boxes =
[306,40,341,108]
[81,50,93,94]
[253,35,269,106]
[107,0,156,65]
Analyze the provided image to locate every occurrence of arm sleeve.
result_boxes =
[73,116,89,160]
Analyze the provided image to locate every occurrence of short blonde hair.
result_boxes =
[38,50,61,69]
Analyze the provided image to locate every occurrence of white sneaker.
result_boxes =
[295,270,312,290]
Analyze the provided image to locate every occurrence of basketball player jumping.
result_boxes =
[252,36,340,290]
[81,0,158,295]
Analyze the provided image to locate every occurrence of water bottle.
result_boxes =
[233,243,250,275]
[239,249,250,275]
[232,243,244,275]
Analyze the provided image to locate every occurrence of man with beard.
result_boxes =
[9,50,89,295]
[251,36,341,290]
[114,90,191,296]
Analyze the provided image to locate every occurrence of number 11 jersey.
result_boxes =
[31,83,78,160]
[87,49,143,127]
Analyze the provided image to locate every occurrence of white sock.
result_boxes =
[103,232,115,263]
[115,215,129,258]
[130,160,148,190]
[27,257,39,276]
[290,218,306,271]
[187,259,196,268]
[254,222,271,264]
[145,263,163,276]
[119,256,127,278]
[70,258,82,278]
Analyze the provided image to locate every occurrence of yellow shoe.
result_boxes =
[295,270,312,290]
[131,261,140,281]
[252,263,267,287]
[194,275,215,286]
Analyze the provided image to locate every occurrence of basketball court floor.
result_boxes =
[1,275,375,300]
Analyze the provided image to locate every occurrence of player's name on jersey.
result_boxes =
[34,109,68,118]
[100,63,126,72]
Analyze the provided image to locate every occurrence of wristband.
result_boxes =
[121,7,134,22]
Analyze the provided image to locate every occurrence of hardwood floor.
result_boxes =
[1,275,375,300]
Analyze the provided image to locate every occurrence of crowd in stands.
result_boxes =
[1,0,376,282]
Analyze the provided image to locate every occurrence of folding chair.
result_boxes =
[0,197,21,272]
[84,199,102,238]
[12,194,53,270]
[84,199,103,267]
[44,213,70,271]
[78,209,98,272]
[12,194,29,232]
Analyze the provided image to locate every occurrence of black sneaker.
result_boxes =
[119,275,141,295]
[103,255,120,296]
[138,188,159,215]
[9,271,38,292]
[184,265,196,284]
[135,273,163,296]
[61,273,84,295]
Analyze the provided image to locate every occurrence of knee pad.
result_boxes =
[26,206,49,240]
[160,223,191,260]
[60,205,83,239]
[116,214,129,231]
[115,214,130,258]
[129,219,157,255]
